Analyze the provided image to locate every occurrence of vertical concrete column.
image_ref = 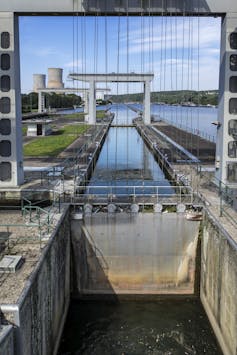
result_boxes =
[0,12,24,187]
[215,13,237,186]
[143,80,151,125]
[88,80,96,124]
[84,91,89,123]
[38,92,45,113]
[38,92,41,112]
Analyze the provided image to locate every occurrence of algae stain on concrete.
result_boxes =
[71,212,200,295]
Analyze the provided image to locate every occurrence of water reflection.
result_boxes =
[89,105,173,195]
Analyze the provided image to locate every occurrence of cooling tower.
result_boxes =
[33,74,46,91]
[47,68,64,89]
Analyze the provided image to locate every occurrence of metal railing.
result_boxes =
[23,124,107,187]
[72,184,194,204]
[0,195,64,260]
[158,117,216,143]
[196,166,237,227]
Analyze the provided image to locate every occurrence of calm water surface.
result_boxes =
[88,104,173,195]
[132,103,217,142]
[59,300,222,355]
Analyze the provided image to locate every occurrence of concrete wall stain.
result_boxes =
[201,213,237,355]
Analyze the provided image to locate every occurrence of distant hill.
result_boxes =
[110,90,218,106]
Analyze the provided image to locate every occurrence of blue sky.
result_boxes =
[19,16,221,94]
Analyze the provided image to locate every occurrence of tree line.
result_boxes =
[21,92,82,113]
[110,90,218,106]
[22,90,218,113]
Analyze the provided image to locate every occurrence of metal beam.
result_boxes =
[1,0,237,15]
[68,73,154,83]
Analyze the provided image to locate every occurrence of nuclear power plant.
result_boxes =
[32,68,111,122]
[33,74,46,91]
[33,68,64,90]
[47,68,64,88]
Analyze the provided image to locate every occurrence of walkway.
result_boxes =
[152,121,216,163]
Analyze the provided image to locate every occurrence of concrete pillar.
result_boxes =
[143,80,151,125]
[0,12,24,187]
[38,92,41,112]
[215,13,237,187]
[84,91,89,123]
[88,80,96,124]
[38,92,45,113]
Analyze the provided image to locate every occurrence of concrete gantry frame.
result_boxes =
[33,69,111,116]
[35,88,111,119]
[36,88,91,114]
[0,1,237,189]
[68,73,154,124]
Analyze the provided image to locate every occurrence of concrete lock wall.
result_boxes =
[1,208,71,355]
[0,326,14,355]
[18,209,71,355]
[200,214,237,355]
[70,213,200,297]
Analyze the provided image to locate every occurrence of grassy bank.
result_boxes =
[56,110,105,120]
[24,124,88,157]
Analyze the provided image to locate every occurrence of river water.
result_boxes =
[59,300,222,354]
[132,103,217,142]
[89,104,173,194]
[59,102,218,142]
[87,104,173,196]
[58,104,222,354]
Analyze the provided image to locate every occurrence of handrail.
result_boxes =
[21,197,32,214]
[160,117,216,143]
[195,165,237,227]
[72,183,193,204]
[75,184,192,193]
[0,222,38,227]
[22,205,53,236]
[0,196,63,254]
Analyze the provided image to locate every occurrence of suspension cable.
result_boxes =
[196,0,201,159]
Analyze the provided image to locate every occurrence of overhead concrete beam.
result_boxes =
[35,88,111,93]
[1,0,237,15]
[68,73,154,83]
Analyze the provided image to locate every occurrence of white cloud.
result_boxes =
[120,17,221,55]
[20,16,222,93]
[116,17,221,90]
[64,59,82,69]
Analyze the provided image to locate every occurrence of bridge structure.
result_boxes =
[68,73,154,125]
[0,0,237,191]
[35,87,111,117]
